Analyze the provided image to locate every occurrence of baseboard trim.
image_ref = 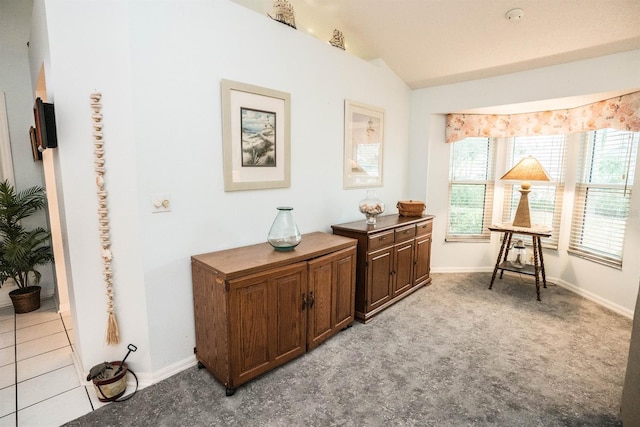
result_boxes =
[151,355,198,384]
[551,277,633,319]
[57,300,71,313]
[70,349,85,384]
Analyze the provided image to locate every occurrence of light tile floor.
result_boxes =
[0,298,109,426]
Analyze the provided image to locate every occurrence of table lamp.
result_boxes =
[500,155,551,228]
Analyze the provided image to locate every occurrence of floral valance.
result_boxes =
[445,91,640,143]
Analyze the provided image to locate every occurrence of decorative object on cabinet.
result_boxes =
[332,214,434,323]
[488,223,552,301]
[500,156,551,228]
[267,206,302,251]
[192,232,357,396]
[329,29,345,49]
[268,0,296,29]
[0,180,53,313]
[221,79,290,191]
[397,200,425,217]
[90,92,120,344]
[358,190,385,225]
[344,100,384,189]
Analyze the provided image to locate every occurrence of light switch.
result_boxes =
[151,193,171,213]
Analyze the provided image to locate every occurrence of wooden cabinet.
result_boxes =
[191,232,356,395]
[332,214,434,323]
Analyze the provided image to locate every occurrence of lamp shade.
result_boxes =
[501,155,551,228]
[501,156,551,183]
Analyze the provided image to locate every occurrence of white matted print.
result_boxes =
[221,79,290,191]
[344,100,384,189]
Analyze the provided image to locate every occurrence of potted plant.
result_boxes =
[0,180,54,313]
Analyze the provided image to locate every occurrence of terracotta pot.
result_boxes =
[9,285,41,314]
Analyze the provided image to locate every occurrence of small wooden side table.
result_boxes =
[488,223,552,301]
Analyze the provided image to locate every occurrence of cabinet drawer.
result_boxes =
[368,230,395,251]
[416,220,433,236]
[394,225,416,243]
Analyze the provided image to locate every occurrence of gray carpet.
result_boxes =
[65,272,632,426]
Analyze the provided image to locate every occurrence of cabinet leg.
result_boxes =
[341,323,353,331]
[197,361,205,369]
[225,387,236,397]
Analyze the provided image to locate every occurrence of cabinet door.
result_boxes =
[272,266,308,365]
[228,263,307,387]
[414,234,432,286]
[307,247,356,350]
[333,247,356,330]
[366,247,393,312]
[393,240,414,297]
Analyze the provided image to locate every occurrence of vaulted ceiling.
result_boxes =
[232,0,640,89]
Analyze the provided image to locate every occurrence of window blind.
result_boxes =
[568,129,639,268]
[502,135,566,249]
[446,137,495,241]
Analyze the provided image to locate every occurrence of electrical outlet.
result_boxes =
[151,193,171,213]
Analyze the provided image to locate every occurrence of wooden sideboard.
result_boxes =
[191,232,357,396]
[332,214,434,323]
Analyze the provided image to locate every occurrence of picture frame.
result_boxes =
[343,100,384,189]
[221,79,290,191]
[29,126,42,161]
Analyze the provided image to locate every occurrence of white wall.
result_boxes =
[29,0,152,377]
[0,0,55,307]
[30,0,411,381]
[30,0,637,383]
[411,50,640,316]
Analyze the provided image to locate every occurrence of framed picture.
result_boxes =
[221,79,290,191]
[343,100,384,189]
[29,126,42,161]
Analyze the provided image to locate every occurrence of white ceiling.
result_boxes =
[232,0,640,91]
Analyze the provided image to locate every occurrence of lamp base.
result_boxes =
[512,188,531,228]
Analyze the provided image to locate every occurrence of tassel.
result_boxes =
[106,312,120,345]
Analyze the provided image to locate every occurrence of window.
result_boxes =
[569,129,639,268]
[446,137,495,241]
[502,135,566,248]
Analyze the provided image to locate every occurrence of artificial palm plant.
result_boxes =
[0,180,53,312]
